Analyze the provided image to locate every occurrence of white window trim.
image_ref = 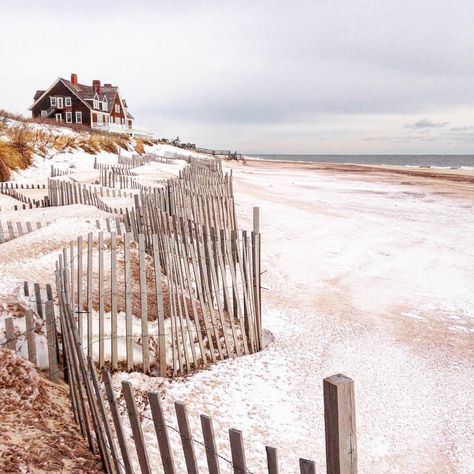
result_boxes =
[57,97,64,109]
[50,97,57,107]
[102,101,108,111]
[65,112,72,123]
[65,97,72,106]
[115,104,120,113]
[55,113,62,122]
[75,111,82,123]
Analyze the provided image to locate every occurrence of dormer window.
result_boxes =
[93,93,99,109]
[102,96,108,111]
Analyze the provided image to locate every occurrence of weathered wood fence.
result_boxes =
[1,282,59,382]
[55,223,261,376]
[0,220,51,243]
[54,290,357,473]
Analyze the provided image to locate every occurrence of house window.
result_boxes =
[50,97,57,107]
[75,111,82,123]
[115,104,120,113]
[102,101,108,111]
[57,97,64,108]
[55,113,62,122]
[115,117,120,124]
[41,110,47,118]
[65,112,72,123]
[65,97,72,106]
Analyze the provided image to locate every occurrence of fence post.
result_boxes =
[324,374,357,474]
[45,300,58,383]
[252,207,262,350]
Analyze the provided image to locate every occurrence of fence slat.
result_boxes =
[98,232,105,367]
[175,402,199,474]
[5,317,16,350]
[45,300,58,383]
[148,392,176,474]
[25,309,37,366]
[110,232,118,370]
[34,283,43,319]
[138,234,150,373]
[87,232,93,358]
[201,414,220,474]
[266,446,279,474]
[122,381,152,474]
[124,233,133,371]
[87,358,122,474]
[299,459,316,474]
[152,234,166,376]
[102,370,134,474]
[229,428,247,474]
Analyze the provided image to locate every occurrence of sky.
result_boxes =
[0,0,473,154]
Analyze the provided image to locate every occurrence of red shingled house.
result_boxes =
[29,73,134,133]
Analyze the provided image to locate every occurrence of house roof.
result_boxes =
[34,90,45,100]
[30,77,134,119]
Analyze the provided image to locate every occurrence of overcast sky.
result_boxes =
[1,0,473,154]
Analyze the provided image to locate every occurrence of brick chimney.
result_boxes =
[71,73,78,86]
[92,79,101,94]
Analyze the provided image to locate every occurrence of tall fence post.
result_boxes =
[324,374,357,474]
[45,300,59,383]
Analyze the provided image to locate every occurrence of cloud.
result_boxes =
[1,0,474,152]
[450,126,474,132]
[404,118,449,130]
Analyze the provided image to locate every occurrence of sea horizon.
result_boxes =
[246,153,474,168]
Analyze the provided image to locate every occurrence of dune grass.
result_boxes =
[0,110,159,181]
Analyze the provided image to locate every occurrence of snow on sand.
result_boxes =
[118,162,474,473]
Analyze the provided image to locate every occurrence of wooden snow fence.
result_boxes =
[48,177,136,210]
[0,181,50,207]
[0,219,52,243]
[54,293,358,474]
[1,282,60,382]
[55,222,262,377]
[116,153,174,167]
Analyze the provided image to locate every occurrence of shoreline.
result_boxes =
[237,157,474,184]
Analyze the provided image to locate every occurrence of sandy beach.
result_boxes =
[143,159,473,473]
[1,151,472,473]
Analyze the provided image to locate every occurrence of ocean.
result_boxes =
[248,154,474,168]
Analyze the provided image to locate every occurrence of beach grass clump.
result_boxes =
[0,139,33,181]
[135,138,145,155]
